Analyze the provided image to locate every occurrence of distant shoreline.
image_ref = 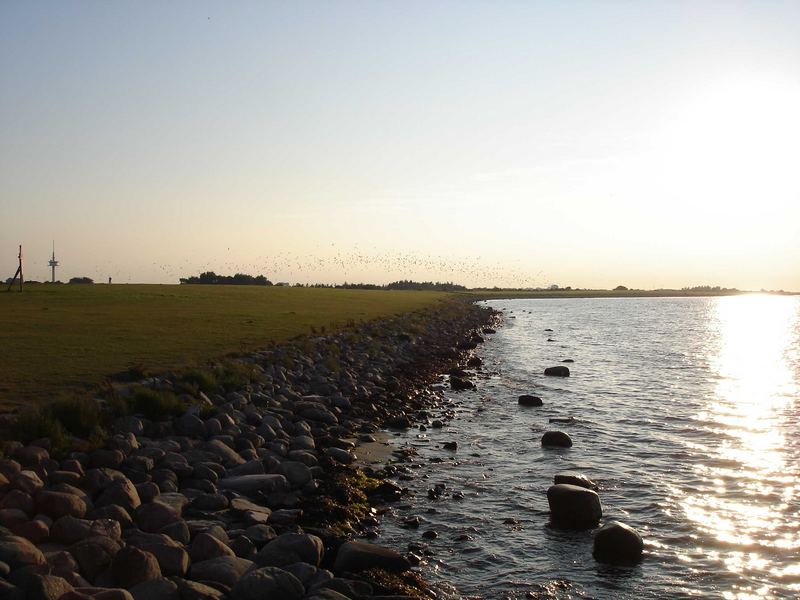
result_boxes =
[461,289,798,301]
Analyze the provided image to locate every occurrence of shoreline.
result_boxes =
[0,298,498,599]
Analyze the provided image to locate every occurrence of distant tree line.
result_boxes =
[179,271,273,286]
[681,285,739,292]
[3,278,92,285]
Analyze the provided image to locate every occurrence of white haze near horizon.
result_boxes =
[1,1,799,290]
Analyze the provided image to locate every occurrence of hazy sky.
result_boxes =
[2,1,799,289]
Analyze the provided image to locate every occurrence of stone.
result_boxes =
[111,546,161,588]
[85,469,128,494]
[547,484,602,529]
[128,577,179,600]
[0,508,28,527]
[554,472,597,490]
[541,431,573,448]
[593,521,644,565]
[176,414,206,438]
[174,578,225,600]
[21,573,74,600]
[217,474,287,495]
[449,376,474,391]
[256,533,323,567]
[88,505,134,528]
[187,555,253,588]
[13,471,44,495]
[229,536,256,559]
[53,516,121,545]
[0,490,35,515]
[14,446,49,468]
[127,533,189,577]
[136,501,180,533]
[190,493,228,511]
[10,519,49,544]
[135,482,160,504]
[189,533,234,562]
[70,535,122,581]
[114,416,144,436]
[35,490,87,519]
[90,449,125,469]
[333,540,411,574]
[518,395,543,407]
[96,479,141,513]
[325,447,353,465]
[0,580,23,600]
[544,366,570,377]
[276,461,313,487]
[0,534,46,569]
[230,566,304,600]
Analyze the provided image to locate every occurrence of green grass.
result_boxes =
[0,284,446,409]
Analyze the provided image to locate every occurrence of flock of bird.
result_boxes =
[26,246,547,288]
[79,248,548,288]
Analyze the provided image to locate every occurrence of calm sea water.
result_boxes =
[377,296,800,599]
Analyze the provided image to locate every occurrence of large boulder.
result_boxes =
[230,566,305,600]
[188,555,254,587]
[50,516,121,545]
[0,534,46,569]
[128,577,178,600]
[36,490,87,519]
[136,501,180,533]
[593,521,644,565]
[127,532,189,577]
[20,573,74,600]
[189,532,234,562]
[70,535,122,582]
[255,533,323,567]
[544,366,570,377]
[541,431,573,448]
[112,546,162,588]
[332,540,411,574]
[216,474,287,495]
[546,484,602,529]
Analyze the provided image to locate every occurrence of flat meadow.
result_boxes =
[0,284,446,410]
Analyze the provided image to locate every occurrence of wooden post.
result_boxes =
[6,245,23,292]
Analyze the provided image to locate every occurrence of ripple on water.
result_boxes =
[377,297,800,599]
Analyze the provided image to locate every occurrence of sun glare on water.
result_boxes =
[681,295,800,598]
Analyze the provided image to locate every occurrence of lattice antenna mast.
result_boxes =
[48,241,59,283]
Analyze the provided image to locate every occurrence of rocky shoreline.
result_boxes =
[0,298,499,600]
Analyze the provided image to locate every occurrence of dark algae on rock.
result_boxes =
[0,298,497,599]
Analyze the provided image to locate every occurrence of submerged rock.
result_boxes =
[544,366,570,377]
[547,484,602,529]
[554,472,597,490]
[518,395,543,407]
[541,431,573,448]
[593,521,644,565]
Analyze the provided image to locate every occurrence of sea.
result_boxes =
[376,295,800,599]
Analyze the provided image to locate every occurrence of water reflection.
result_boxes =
[683,295,800,598]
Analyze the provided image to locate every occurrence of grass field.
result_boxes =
[0,284,446,409]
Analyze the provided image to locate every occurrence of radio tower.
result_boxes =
[48,242,59,283]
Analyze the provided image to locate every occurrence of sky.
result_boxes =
[2,1,799,290]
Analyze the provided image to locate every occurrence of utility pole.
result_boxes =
[7,245,23,292]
